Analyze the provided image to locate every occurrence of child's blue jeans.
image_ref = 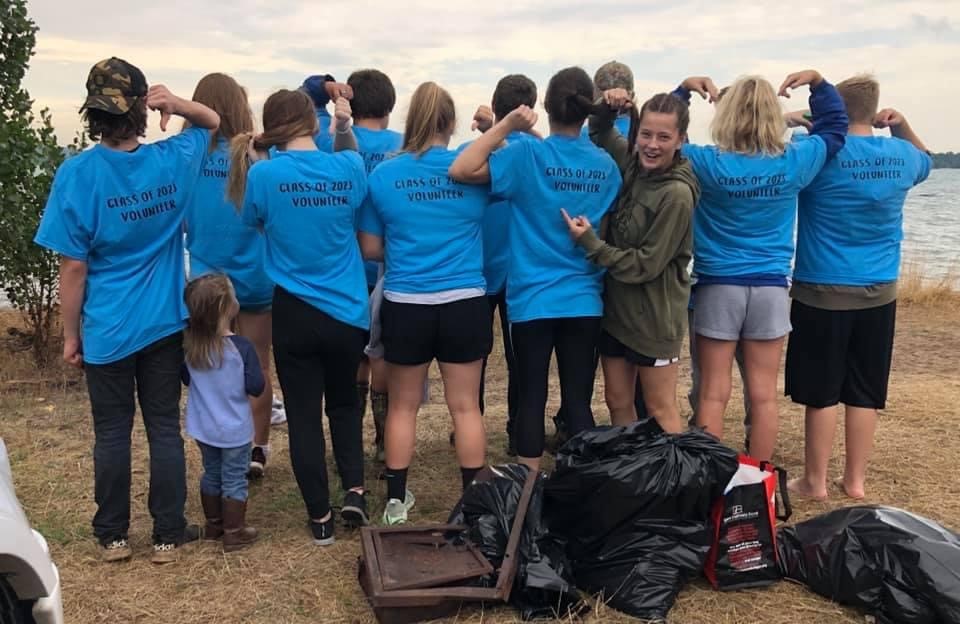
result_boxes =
[197,441,251,501]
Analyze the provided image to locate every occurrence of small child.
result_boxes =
[182,274,265,552]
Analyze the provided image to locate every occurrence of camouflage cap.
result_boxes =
[594,61,634,95]
[81,57,147,114]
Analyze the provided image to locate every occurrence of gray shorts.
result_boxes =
[692,284,791,341]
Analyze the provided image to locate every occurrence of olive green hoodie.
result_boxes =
[581,112,700,359]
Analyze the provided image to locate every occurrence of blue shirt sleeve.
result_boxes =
[488,139,530,201]
[671,86,692,104]
[808,80,848,161]
[33,167,92,261]
[157,126,210,182]
[228,335,265,397]
[789,135,828,189]
[908,143,933,185]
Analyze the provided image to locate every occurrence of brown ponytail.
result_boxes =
[544,67,603,126]
[226,89,319,207]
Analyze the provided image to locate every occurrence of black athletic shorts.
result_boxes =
[381,296,492,365]
[785,299,896,409]
[597,330,679,367]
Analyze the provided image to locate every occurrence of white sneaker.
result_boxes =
[381,489,416,526]
[271,398,287,425]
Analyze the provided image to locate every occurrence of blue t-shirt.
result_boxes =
[489,134,622,322]
[314,108,334,152]
[481,131,538,294]
[182,334,265,448]
[185,137,273,308]
[34,128,209,364]
[580,113,631,139]
[241,150,369,329]
[795,135,932,285]
[358,146,492,295]
[682,138,828,281]
[354,126,404,287]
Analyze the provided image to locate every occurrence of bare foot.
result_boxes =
[787,477,828,502]
[834,477,865,500]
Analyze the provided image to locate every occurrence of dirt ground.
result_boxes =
[2,298,959,624]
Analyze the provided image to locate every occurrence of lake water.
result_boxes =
[900,168,960,278]
[2,169,958,309]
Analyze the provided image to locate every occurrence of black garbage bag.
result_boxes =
[777,506,960,624]
[544,424,740,621]
[449,464,583,620]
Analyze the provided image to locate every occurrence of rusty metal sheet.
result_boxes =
[374,526,493,591]
[358,468,539,624]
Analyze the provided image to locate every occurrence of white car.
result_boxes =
[0,439,64,624]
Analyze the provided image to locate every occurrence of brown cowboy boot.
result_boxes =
[222,497,258,553]
[201,492,223,540]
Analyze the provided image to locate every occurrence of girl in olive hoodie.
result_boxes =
[563,89,699,433]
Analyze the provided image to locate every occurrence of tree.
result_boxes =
[0,0,82,366]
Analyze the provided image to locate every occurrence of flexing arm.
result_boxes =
[589,89,633,171]
[875,109,929,153]
[146,85,219,132]
[60,257,87,368]
[780,70,847,159]
[449,106,538,184]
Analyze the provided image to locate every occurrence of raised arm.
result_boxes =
[449,105,537,184]
[779,70,848,159]
[146,85,219,132]
[589,89,633,171]
[875,108,929,153]
[671,76,720,105]
[333,96,358,152]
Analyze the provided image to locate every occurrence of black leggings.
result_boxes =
[480,290,518,434]
[512,316,601,458]
[272,287,366,519]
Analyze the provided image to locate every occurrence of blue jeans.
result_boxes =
[198,442,251,501]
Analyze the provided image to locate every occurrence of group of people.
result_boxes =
[33,54,931,563]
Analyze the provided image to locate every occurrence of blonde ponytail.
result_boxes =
[403,82,455,156]
[227,131,257,208]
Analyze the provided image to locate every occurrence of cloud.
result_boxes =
[21,0,960,150]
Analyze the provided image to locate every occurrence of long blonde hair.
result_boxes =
[227,89,319,206]
[403,82,455,156]
[710,76,786,156]
[184,274,237,370]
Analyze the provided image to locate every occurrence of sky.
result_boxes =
[21,0,960,151]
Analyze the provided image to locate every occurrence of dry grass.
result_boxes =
[2,295,960,624]
[898,260,960,307]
